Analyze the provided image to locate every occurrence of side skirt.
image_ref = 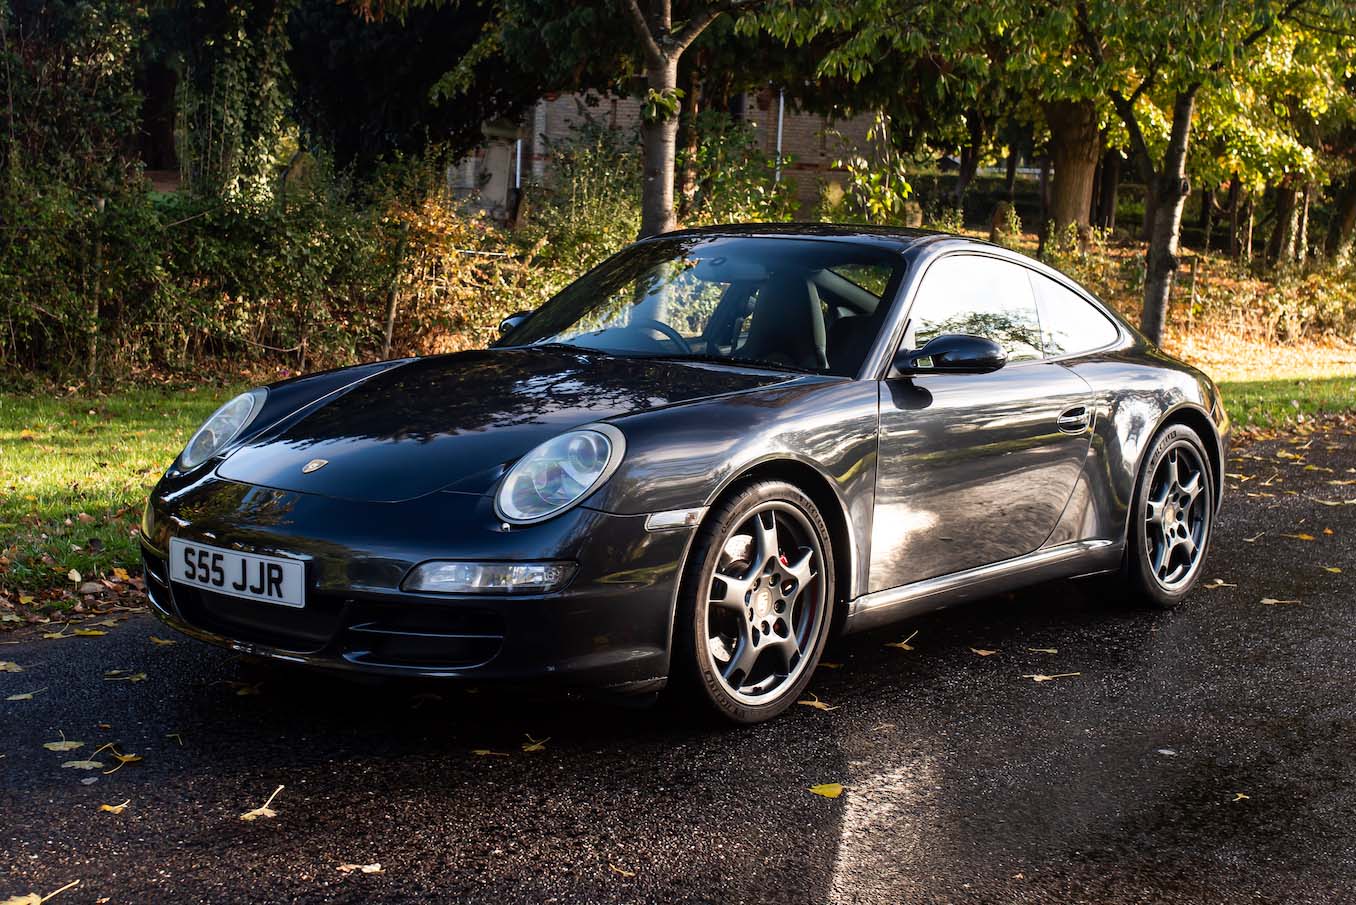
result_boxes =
[843,539,1122,634]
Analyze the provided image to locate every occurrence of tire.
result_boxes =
[671,480,836,724]
[1122,423,1215,608]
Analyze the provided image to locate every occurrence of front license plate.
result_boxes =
[169,538,305,608]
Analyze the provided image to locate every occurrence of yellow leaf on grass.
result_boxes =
[521,734,550,752]
[471,749,510,757]
[1280,533,1316,541]
[7,688,45,701]
[240,784,284,821]
[1022,672,1081,683]
[337,863,384,874]
[62,759,104,770]
[0,661,23,673]
[148,636,176,646]
[797,693,838,711]
[43,733,83,752]
[809,783,845,799]
[18,594,35,605]
[112,567,132,582]
[99,799,131,814]
[885,630,919,651]
[970,648,999,657]
[608,863,635,878]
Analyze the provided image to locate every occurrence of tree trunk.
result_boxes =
[1036,155,1052,255]
[1227,176,1241,258]
[87,197,106,381]
[1297,183,1310,266]
[1200,187,1214,250]
[1004,151,1018,200]
[1042,99,1101,239]
[639,59,680,237]
[676,55,702,224]
[1243,195,1254,263]
[1267,182,1297,266]
[1140,89,1198,347]
[1140,185,1157,241]
[1096,149,1121,229]
[1324,176,1356,259]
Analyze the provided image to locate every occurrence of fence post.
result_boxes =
[87,196,106,382]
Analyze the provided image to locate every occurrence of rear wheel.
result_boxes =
[1123,423,1215,608]
[672,480,835,724]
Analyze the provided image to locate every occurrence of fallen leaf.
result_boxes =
[71,628,107,637]
[111,567,132,582]
[1021,672,1081,683]
[1323,566,1342,574]
[7,688,45,701]
[1156,748,1177,756]
[1324,527,1335,535]
[43,733,83,752]
[819,661,843,669]
[98,799,130,814]
[0,661,23,673]
[1201,578,1236,589]
[1260,597,1301,606]
[809,782,845,799]
[521,734,550,752]
[77,582,103,595]
[62,760,105,770]
[1280,532,1316,541]
[1232,792,1250,802]
[797,693,838,711]
[148,636,176,646]
[1026,648,1058,654]
[608,863,635,878]
[337,863,383,875]
[101,750,143,774]
[103,672,147,683]
[471,749,510,757]
[0,879,80,905]
[240,784,285,821]
[970,648,999,657]
[885,630,919,651]
[1242,532,1266,543]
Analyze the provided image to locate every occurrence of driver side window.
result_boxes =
[904,255,1043,362]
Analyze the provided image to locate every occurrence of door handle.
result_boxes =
[1057,406,1090,433]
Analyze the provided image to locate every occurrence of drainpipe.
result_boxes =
[775,87,785,183]
[514,138,523,189]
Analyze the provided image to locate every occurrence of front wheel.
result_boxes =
[1123,423,1215,608]
[672,480,835,724]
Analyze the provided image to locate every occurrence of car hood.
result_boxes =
[215,348,794,502]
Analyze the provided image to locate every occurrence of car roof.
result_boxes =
[648,222,977,254]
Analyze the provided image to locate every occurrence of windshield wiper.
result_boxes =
[638,352,815,374]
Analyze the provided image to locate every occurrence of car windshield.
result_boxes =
[498,236,905,377]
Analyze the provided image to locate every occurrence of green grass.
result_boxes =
[1220,376,1356,431]
[0,386,241,596]
[0,374,1352,597]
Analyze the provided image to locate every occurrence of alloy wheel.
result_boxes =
[1143,442,1211,591]
[704,501,825,705]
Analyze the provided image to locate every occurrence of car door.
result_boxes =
[868,253,1096,592]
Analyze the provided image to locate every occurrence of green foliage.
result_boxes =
[680,112,798,226]
[828,111,914,223]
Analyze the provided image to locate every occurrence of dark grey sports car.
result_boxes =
[143,225,1229,723]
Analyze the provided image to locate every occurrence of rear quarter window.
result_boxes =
[1030,271,1120,357]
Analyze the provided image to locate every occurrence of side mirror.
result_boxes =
[893,333,1007,376]
[498,310,533,337]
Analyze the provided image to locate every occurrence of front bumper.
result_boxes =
[142,475,695,692]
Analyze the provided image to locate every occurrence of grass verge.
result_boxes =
[1,385,240,602]
[0,374,1352,601]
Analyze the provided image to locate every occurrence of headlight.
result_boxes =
[178,388,267,471]
[402,561,576,595]
[495,424,625,524]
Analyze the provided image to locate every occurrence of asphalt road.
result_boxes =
[3,425,1355,905]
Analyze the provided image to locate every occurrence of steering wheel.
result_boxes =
[629,318,693,354]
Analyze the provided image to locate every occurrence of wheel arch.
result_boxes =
[703,457,857,636]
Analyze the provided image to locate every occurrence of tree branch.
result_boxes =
[671,5,723,55]
[621,0,665,66]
